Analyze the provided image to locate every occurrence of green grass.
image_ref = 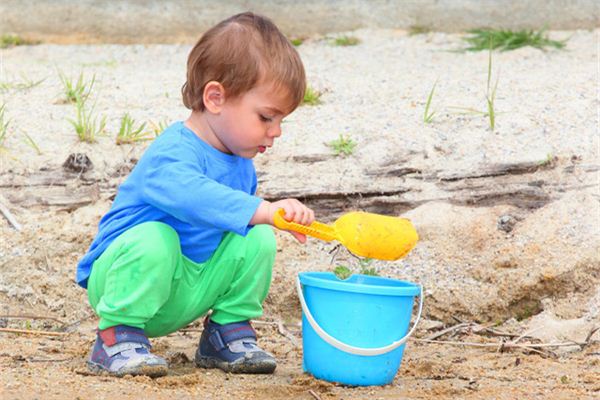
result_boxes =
[22,132,42,155]
[462,28,567,52]
[409,25,431,36]
[327,134,357,156]
[59,71,96,103]
[449,43,499,131]
[116,113,150,145]
[333,35,360,46]
[333,265,352,280]
[0,74,45,92]
[0,34,37,49]
[333,258,378,280]
[290,37,304,46]
[423,80,438,123]
[0,103,10,151]
[68,97,106,143]
[302,86,322,106]
[149,119,169,137]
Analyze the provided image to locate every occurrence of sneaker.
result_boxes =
[87,325,168,377]
[195,318,276,374]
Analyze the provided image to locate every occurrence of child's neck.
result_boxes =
[184,111,229,154]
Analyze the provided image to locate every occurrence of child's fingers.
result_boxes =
[289,231,307,243]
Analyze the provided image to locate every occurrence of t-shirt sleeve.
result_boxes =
[139,151,262,235]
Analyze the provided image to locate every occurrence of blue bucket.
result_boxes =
[297,272,423,386]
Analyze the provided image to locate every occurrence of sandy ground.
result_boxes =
[1,28,599,398]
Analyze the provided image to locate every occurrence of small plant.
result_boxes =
[149,119,169,137]
[409,25,431,36]
[0,103,10,151]
[59,71,96,103]
[358,258,379,276]
[485,45,499,131]
[302,86,322,106]
[333,258,379,280]
[423,80,438,123]
[68,97,106,143]
[462,28,567,52]
[116,113,150,145]
[333,35,360,46]
[22,132,42,155]
[333,265,352,280]
[290,37,304,46]
[0,34,36,49]
[450,42,499,131]
[0,74,45,92]
[327,134,356,156]
[538,153,556,168]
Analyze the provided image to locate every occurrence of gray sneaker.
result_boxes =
[87,325,168,377]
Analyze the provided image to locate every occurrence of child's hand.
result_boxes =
[252,199,315,243]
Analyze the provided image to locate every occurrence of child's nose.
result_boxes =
[268,124,282,138]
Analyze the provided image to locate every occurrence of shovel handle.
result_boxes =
[273,209,337,241]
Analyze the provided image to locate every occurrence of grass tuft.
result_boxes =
[423,80,438,124]
[59,71,96,103]
[68,97,106,143]
[302,86,322,106]
[0,74,45,92]
[409,26,431,36]
[0,34,37,49]
[22,132,42,155]
[290,37,304,46]
[327,134,357,156]
[462,28,567,52]
[116,113,150,145]
[333,35,360,46]
[149,119,169,137]
[0,103,10,151]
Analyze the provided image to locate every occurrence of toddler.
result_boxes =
[77,12,314,377]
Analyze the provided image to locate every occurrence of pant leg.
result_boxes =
[143,224,276,336]
[87,222,182,331]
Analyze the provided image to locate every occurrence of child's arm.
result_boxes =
[250,199,315,243]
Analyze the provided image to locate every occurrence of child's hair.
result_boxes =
[182,12,306,113]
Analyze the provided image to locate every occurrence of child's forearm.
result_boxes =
[250,200,274,226]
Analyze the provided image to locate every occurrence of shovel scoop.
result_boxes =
[273,209,418,261]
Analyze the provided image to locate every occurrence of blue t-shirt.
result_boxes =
[76,121,263,288]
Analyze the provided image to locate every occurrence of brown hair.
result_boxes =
[182,12,306,113]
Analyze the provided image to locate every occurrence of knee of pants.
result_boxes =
[132,222,181,270]
[246,224,276,262]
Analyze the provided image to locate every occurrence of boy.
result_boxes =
[77,12,314,377]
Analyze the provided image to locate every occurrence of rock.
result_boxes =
[497,214,517,232]
[62,153,93,173]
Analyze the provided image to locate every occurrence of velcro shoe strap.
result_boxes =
[99,326,151,347]
[218,322,257,344]
[103,341,148,357]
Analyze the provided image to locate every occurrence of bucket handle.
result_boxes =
[296,276,423,356]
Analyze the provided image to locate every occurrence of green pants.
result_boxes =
[87,222,276,337]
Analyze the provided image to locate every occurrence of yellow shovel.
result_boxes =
[273,209,418,261]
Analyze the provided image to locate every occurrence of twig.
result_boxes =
[0,314,66,326]
[0,327,68,337]
[510,326,544,345]
[0,194,21,231]
[252,319,300,347]
[413,338,589,349]
[308,389,322,400]
[425,322,471,340]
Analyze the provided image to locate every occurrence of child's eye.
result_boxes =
[259,114,272,122]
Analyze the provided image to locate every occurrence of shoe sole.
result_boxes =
[195,355,276,374]
[87,361,168,378]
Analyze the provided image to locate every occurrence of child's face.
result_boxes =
[211,82,290,159]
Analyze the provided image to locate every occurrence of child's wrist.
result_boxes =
[250,200,273,226]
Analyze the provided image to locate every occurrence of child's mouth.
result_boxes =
[258,146,266,153]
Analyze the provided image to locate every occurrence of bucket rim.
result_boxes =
[299,272,421,297]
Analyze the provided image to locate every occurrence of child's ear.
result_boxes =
[203,81,226,113]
